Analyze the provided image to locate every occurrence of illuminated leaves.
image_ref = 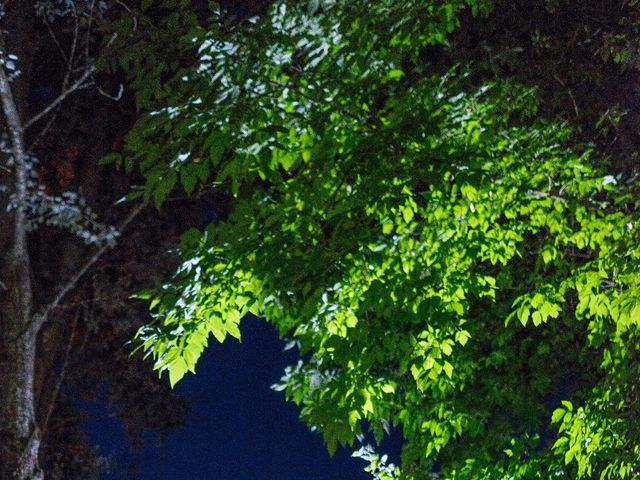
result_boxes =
[120,0,640,479]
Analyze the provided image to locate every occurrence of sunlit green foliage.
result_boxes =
[113,1,640,478]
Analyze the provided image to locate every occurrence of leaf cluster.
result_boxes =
[114,1,640,478]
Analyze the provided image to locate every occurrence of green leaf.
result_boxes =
[149,297,161,310]
[443,361,453,379]
[386,69,405,80]
[381,383,396,394]
[455,330,470,346]
[209,316,227,343]
[401,206,414,223]
[561,400,573,412]
[168,358,188,388]
[348,410,360,428]
[153,170,177,208]
[181,165,197,194]
[551,408,565,423]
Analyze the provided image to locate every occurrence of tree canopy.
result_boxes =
[108,1,640,478]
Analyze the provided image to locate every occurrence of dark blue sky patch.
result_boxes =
[85,317,371,480]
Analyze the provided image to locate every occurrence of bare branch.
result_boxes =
[32,203,145,333]
[38,310,80,439]
[24,66,95,129]
[527,189,567,202]
[29,1,99,144]
[85,0,97,70]
[61,3,80,91]
[43,16,69,64]
[553,73,580,119]
[26,103,62,153]
[95,82,123,101]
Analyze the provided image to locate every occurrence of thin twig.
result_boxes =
[43,17,69,64]
[527,189,566,202]
[552,73,580,119]
[32,203,145,333]
[24,67,95,129]
[62,4,80,91]
[85,0,96,71]
[94,82,123,101]
[44,294,124,311]
[26,104,62,153]
[39,309,80,439]
[30,1,97,144]
[114,0,137,30]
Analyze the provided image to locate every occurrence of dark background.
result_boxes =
[85,317,370,479]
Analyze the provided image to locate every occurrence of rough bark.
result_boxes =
[0,330,42,480]
[0,26,43,479]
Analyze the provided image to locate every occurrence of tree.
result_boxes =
[120,0,640,479]
[0,2,189,478]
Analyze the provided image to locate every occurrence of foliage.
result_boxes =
[447,0,640,174]
[114,0,640,478]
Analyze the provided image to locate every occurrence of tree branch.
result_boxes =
[553,73,580,119]
[38,309,80,439]
[43,16,69,64]
[26,103,62,153]
[32,203,145,333]
[62,4,80,91]
[23,66,95,130]
[527,189,567,202]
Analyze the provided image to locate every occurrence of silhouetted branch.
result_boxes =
[32,203,145,333]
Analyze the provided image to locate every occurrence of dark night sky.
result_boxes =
[85,317,371,479]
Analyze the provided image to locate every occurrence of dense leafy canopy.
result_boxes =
[111,1,640,478]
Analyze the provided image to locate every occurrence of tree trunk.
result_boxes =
[0,3,144,477]
[0,3,42,476]
[0,325,43,480]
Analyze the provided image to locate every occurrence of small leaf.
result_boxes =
[363,390,374,415]
[168,358,188,388]
[348,410,360,428]
[443,361,453,378]
[153,170,177,208]
[455,330,470,346]
[551,408,565,423]
[381,383,395,394]
[401,206,414,223]
[181,166,197,194]
[227,320,241,340]
[387,69,405,80]
[149,297,161,310]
